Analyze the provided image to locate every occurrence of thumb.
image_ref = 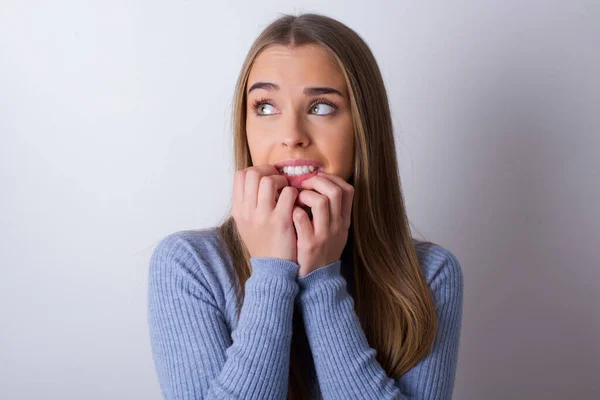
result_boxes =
[293,206,312,237]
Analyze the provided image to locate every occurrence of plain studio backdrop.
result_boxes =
[1,1,598,399]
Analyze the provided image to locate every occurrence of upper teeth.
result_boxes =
[281,165,317,176]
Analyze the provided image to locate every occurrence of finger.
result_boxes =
[257,174,289,213]
[311,171,355,226]
[293,206,313,239]
[297,190,329,239]
[233,169,248,216]
[244,164,283,211]
[300,174,343,221]
[274,186,299,216]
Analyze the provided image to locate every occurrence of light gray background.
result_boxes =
[1,1,598,399]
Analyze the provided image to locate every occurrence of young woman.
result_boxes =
[148,13,463,400]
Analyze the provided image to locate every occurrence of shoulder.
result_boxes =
[149,227,238,308]
[150,226,231,269]
[412,239,464,301]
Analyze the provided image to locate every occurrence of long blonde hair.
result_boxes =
[216,13,437,399]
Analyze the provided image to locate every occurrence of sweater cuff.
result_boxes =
[250,257,299,280]
[297,260,342,290]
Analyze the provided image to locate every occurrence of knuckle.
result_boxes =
[317,196,329,207]
[279,217,292,229]
[260,175,275,187]
[236,169,249,181]
[246,169,260,180]
[305,241,318,252]
[332,223,343,235]
[282,186,297,196]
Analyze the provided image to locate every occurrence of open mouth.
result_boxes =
[277,165,323,177]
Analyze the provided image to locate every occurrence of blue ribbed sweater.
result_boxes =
[147,227,463,399]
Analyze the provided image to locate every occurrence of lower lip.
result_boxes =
[280,170,318,187]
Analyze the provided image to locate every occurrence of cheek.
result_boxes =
[247,133,272,151]
[336,146,355,179]
[246,117,278,144]
[320,125,354,176]
[246,134,268,166]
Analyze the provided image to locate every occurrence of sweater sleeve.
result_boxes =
[148,235,300,399]
[295,249,463,400]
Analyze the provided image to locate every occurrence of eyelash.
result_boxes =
[251,97,339,116]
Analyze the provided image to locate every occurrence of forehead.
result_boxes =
[247,44,347,93]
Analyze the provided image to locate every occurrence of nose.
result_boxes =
[280,113,310,148]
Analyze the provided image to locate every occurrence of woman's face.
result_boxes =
[245,44,354,188]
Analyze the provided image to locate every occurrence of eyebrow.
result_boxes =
[247,81,344,98]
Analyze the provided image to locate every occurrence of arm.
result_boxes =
[295,249,463,400]
[148,235,299,399]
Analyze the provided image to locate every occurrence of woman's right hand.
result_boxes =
[232,164,299,263]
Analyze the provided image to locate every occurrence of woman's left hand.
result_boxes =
[292,171,354,278]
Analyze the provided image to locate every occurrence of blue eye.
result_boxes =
[256,103,277,115]
[311,102,336,115]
